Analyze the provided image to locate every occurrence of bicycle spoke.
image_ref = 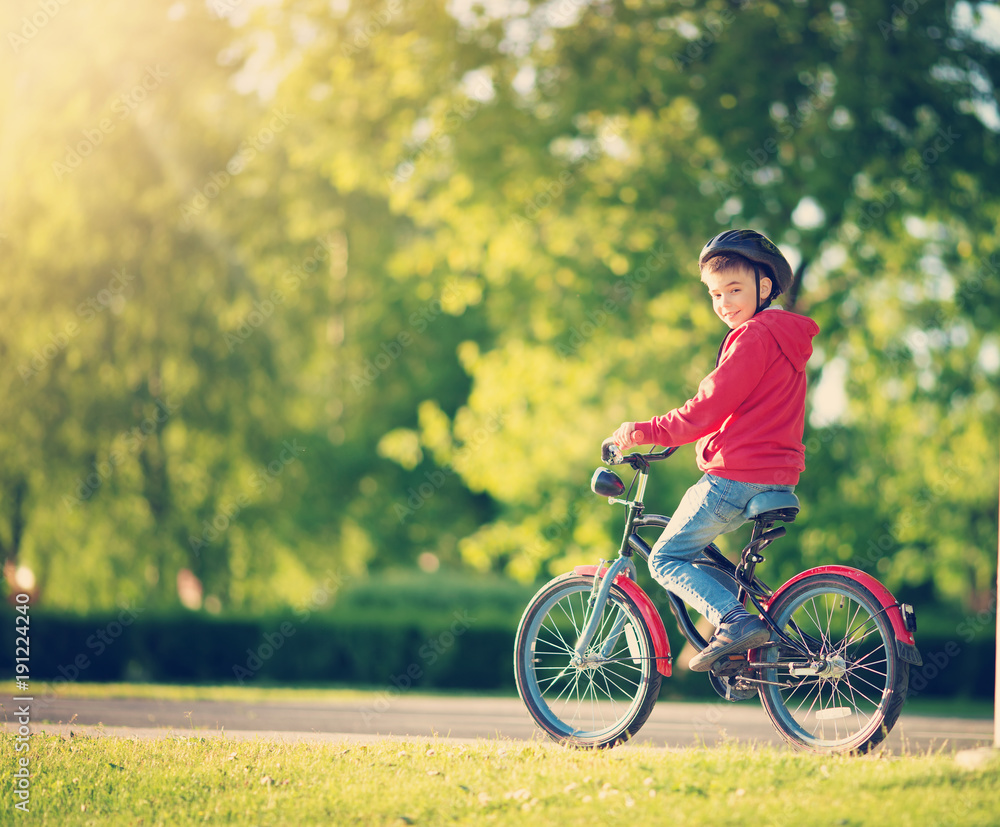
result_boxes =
[841,644,889,663]
[594,671,621,722]
[839,677,869,733]
[843,619,880,650]
[847,654,889,681]
[822,595,836,650]
[840,679,882,711]
[844,671,890,699]
[541,610,575,655]
[551,667,583,707]
[598,665,640,698]
[535,666,574,694]
[849,657,888,679]
[801,598,825,641]
[585,673,600,731]
[806,679,830,721]
[836,675,874,718]
[788,677,823,717]
[844,599,864,642]
[848,645,887,668]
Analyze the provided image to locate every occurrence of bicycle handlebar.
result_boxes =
[601,438,678,468]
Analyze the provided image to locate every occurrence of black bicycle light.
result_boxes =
[590,468,625,497]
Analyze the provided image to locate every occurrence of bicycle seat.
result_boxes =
[744,491,799,522]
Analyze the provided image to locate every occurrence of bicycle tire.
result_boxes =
[758,573,909,754]
[514,573,662,749]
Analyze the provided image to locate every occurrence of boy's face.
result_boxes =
[703,265,772,329]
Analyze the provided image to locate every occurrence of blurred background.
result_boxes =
[1,0,997,696]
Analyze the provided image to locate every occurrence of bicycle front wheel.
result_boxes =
[759,574,909,753]
[514,573,662,749]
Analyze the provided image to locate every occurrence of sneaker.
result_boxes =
[689,614,770,673]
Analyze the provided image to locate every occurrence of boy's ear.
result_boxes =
[759,276,773,299]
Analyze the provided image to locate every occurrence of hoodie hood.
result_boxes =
[748,308,818,372]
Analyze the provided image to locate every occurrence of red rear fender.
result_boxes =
[766,565,922,665]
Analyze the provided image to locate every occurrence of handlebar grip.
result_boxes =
[601,438,622,464]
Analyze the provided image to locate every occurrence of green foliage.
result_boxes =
[335,569,536,622]
[0,0,996,616]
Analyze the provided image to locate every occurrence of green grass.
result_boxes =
[2,734,999,826]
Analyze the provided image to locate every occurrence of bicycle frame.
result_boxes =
[572,448,921,681]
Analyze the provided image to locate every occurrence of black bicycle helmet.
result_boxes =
[699,229,793,311]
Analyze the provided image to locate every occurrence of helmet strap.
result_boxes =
[714,329,731,368]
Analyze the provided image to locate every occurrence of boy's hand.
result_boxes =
[611,422,646,451]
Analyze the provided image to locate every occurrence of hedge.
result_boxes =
[2,608,994,700]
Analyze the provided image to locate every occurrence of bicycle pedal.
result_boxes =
[710,653,749,678]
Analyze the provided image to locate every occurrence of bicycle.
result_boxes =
[513,442,923,754]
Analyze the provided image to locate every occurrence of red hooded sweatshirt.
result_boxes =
[632,309,819,486]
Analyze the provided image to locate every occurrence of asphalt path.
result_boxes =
[4,694,993,752]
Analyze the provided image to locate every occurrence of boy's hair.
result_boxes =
[699,254,760,281]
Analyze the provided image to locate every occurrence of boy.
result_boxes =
[610,229,819,672]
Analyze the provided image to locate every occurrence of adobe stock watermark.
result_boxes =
[30,602,146,707]
[688,696,743,740]
[880,253,992,378]
[854,125,959,231]
[358,609,475,724]
[180,108,294,227]
[394,409,505,523]
[52,65,169,180]
[387,77,492,190]
[209,0,244,18]
[711,81,834,199]
[544,0,589,26]
[878,0,931,40]
[349,277,466,393]
[232,569,349,684]
[62,398,179,511]
[672,0,752,70]
[907,592,997,699]
[223,233,346,352]
[341,0,403,57]
[18,267,135,382]
[7,0,71,55]
[188,440,302,555]
[555,243,669,358]
[850,454,971,572]
[515,498,592,564]
[511,120,624,229]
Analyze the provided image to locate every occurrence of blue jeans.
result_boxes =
[649,473,794,626]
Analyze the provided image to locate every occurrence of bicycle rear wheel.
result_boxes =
[514,573,662,748]
[758,574,909,753]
